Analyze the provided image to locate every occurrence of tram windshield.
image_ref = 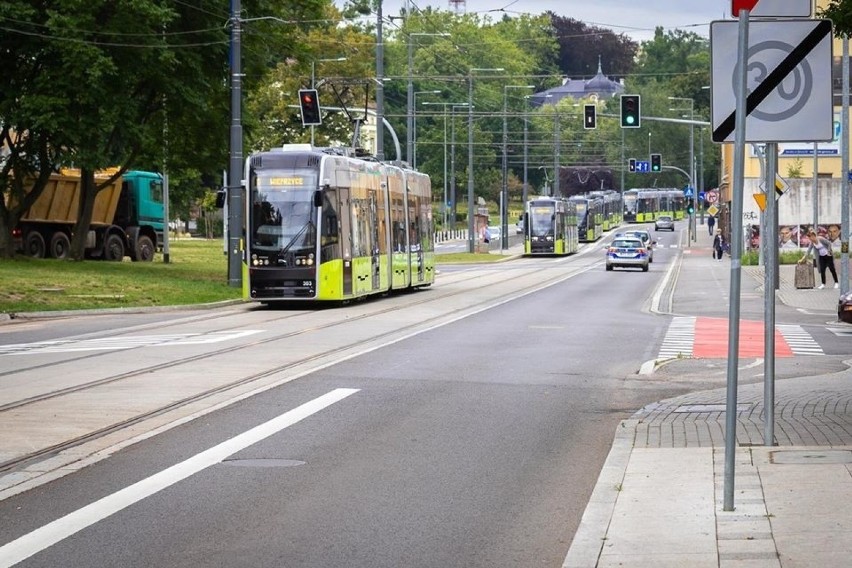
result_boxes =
[251,172,317,253]
[573,201,588,220]
[623,193,637,215]
[529,204,555,236]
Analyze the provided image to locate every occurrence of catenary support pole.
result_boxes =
[227,0,243,288]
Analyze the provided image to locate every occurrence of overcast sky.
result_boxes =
[359,0,733,43]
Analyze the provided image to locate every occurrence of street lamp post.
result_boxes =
[467,67,503,253]
[553,107,561,196]
[422,102,469,228]
[310,57,347,146]
[407,32,449,165]
[502,85,534,249]
[451,104,468,227]
[412,90,441,168]
[669,97,696,239]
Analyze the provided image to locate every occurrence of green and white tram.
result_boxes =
[568,195,603,242]
[523,197,578,255]
[244,145,434,302]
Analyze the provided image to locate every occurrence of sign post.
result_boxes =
[715,0,827,512]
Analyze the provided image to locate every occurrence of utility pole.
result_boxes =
[375,2,385,161]
[227,0,242,288]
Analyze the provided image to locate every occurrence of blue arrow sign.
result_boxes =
[636,161,650,173]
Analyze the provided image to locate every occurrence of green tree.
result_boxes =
[0,0,326,259]
[820,1,852,36]
[548,15,637,78]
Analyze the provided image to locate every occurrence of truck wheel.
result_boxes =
[49,232,71,259]
[103,234,125,261]
[132,236,155,262]
[25,232,46,258]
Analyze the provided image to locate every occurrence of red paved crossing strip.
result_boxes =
[692,317,793,358]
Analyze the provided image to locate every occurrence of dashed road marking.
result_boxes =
[658,316,696,359]
[777,324,824,355]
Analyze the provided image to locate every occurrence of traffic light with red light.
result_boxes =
[583,104,596,129]
[620,94,640,128]
[298,89,322,126]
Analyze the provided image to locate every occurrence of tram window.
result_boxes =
[321,192,339,245]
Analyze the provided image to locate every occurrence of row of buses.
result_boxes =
[522,190,623,256]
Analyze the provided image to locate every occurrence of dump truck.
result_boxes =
[13,170,164,261]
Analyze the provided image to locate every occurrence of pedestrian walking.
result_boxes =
[707,214,716,236]
[712,229,725,261]
[800,229,839,289]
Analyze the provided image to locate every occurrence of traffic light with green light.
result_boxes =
[298,89,322,126]
[651,153,661,172]
[620,94,640,128]
[686,202,695,216]
[628,158,636,172]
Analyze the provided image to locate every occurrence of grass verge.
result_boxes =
[0,241,515,314]
[0,239,239,314]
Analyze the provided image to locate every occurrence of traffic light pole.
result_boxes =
[661,164,695,247]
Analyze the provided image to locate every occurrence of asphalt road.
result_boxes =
[0,239,701,567]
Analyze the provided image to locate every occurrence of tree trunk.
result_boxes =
[69,168,99,261]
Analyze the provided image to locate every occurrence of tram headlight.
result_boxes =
[306,258,314,266]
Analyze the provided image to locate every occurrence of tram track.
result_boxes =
[0,255,597,479]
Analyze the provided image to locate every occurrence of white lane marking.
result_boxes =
[776,324,824,355]
[0,330,263,355]
[657,316,696,359]
[0,388,359,568]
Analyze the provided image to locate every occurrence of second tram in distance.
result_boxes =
[523,196,579,256]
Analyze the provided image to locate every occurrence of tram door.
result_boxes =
[369,192,380,290]
[340,188,352,296]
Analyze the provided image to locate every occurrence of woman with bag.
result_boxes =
[712,229,725,261]
[800,229,838,289]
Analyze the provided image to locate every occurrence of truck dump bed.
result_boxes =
[20,173,123,227]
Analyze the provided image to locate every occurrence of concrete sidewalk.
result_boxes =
[564,223,852,567]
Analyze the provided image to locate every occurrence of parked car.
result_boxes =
[605,237,650,272]
[838,291,852,324]
[487,226,501,242]
[655,215,675,231]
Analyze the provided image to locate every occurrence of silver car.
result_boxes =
[606,237,650,272]
[655,215,675,231]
